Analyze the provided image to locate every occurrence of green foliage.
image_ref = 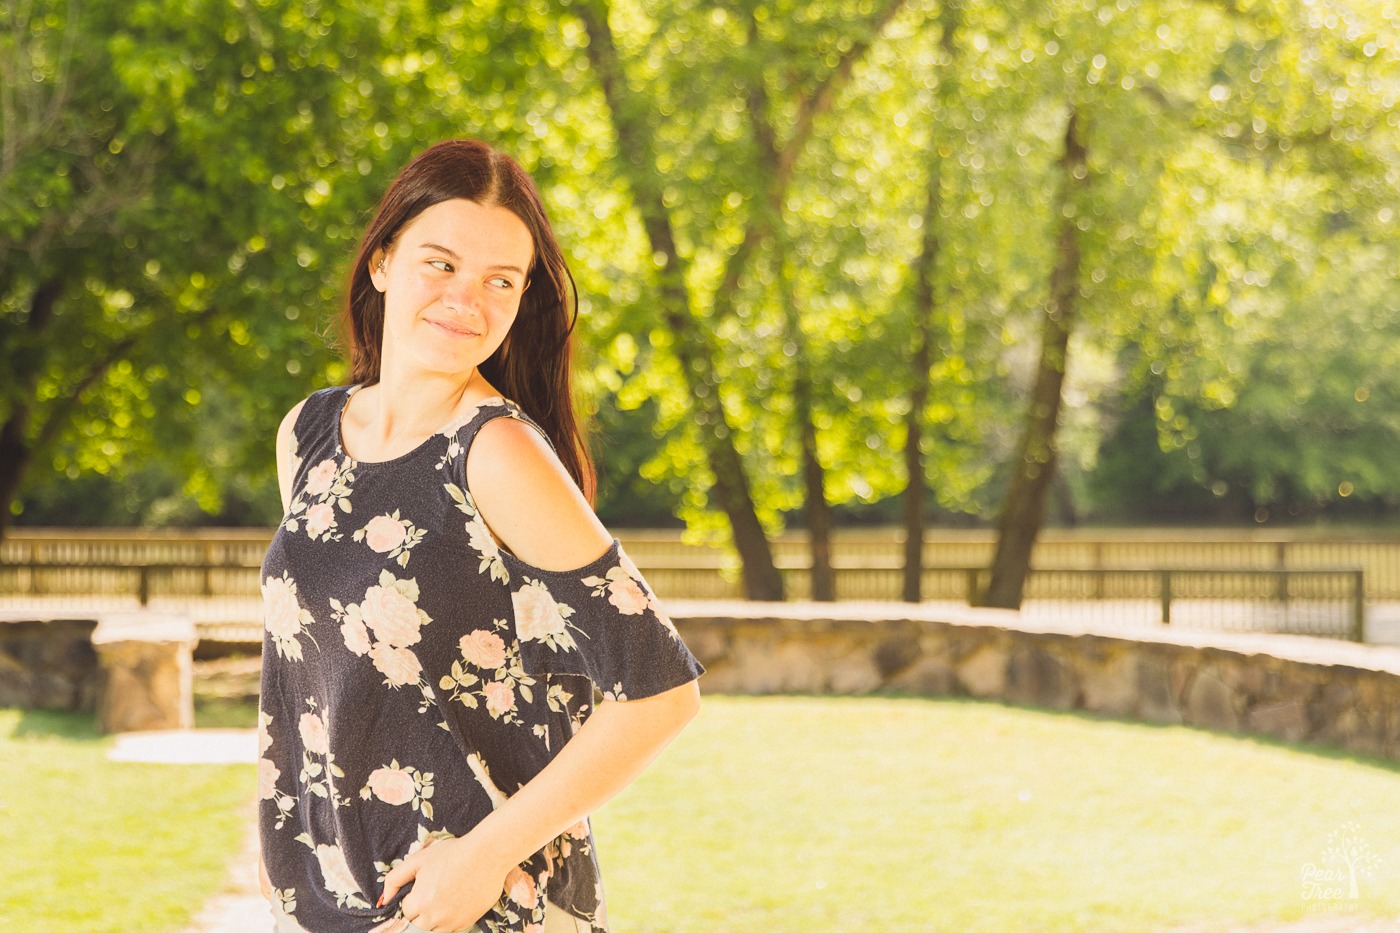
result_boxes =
[7,0,1400,536]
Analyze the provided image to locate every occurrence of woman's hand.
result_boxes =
[379,832,515,932]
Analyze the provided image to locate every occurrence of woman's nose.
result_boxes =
[442,278,481,315]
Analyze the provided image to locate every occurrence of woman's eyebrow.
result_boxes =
[419,242,525,276]
[419,241,461,260]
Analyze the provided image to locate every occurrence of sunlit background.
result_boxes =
[7,0,1400,930]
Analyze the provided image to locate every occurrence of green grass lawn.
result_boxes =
[0,708,253,933]
[593,695,1400,933]
[7,694,1400,932]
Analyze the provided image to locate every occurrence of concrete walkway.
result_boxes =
[176,807,272,933]
[108,728,258,765]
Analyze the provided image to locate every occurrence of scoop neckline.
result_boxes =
[335,384,505,467]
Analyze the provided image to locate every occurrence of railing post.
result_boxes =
[965,568,979,605]
[1352,570,1366,643]
[138,566,150,607]
[1160,570,1172,626]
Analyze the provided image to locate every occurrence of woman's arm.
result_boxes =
[377,417,701,929]
[379,680,698,925]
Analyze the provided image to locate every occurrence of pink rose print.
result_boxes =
[257,711,273,755]
[258,758,281,800]
[263,576,305,640]
[366,766,416,806]
[504,866,539,909]
[465,516,500,560]
[370,643,422,687]
[513,580,575,649]
[299,711,330,755]
[341,616,371,656]
[483,681,516,717]
[314,843,362,899]
[305,502,336,538]
[566,820,589,839]
[459,629,506,670]
[524,925,544,933]
[304,458,339,496]
[363,514,408,553]
[263,573,316,661]
[605,570,649,615]
[362,584,424,647]
[617,549,679,636]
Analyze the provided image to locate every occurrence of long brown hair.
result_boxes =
[342,138,594,500]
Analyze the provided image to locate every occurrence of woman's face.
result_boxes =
[370,198,534,381]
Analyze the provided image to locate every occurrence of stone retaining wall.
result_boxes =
[8,603,1400,758]
[1,612,194,732]
[670,602,1400,761]
[0,617,98,710]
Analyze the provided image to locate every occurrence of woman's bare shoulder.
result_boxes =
[466,415,610,571]
[275,399,309,511]
[277,399,309,447]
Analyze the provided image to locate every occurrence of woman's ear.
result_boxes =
[369,247,388,293]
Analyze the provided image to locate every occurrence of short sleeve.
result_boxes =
[500,540,704,701]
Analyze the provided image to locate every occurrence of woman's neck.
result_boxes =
[352,364,492,451]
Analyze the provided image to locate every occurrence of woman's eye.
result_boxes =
[489,277,515,289]
[428,259,453,272]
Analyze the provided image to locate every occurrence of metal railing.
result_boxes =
[6,527,1400,594]
[0,559,1366,642]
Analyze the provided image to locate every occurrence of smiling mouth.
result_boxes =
[428,319,480,338]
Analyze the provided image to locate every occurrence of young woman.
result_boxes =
[256,138,704,933]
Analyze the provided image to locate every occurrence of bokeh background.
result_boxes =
[11,3,1400,931]
[4,0,1400,593]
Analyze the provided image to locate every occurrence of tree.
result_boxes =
[556,0,908,599]
[0,0,573,540]
[980,107,1088,607]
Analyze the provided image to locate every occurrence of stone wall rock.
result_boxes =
[9,600,1400,761]
[91,613,196,733]
[0,618,98,710]
[669,603,1400,763]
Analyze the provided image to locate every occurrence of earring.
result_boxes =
[377,259,385,272]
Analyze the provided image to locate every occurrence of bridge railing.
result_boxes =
[0,559,1366,642]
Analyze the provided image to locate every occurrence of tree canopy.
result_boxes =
[5,0,1400,599]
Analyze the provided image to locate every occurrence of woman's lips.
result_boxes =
[427,319,480,338]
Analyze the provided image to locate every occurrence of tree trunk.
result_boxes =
[0,276,63,547]
[979,107,1087,609]
[573,0,784,599]
[778,252,834,601]
[901,2,958,603]
[800,406,834,601]
[0,405,32,544]
[902,151,945,603]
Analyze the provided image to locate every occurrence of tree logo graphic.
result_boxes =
[1301,821,1381,902]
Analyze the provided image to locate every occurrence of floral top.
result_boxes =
[258,386,704,933]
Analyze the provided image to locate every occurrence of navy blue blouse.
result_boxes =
[258,386,704,932]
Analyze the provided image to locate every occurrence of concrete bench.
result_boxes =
[90,612,196,733]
